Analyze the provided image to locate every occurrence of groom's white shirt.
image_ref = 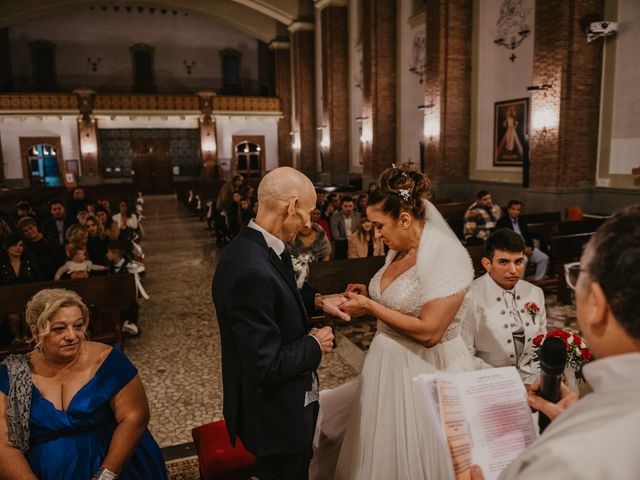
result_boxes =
[459,273,547,383]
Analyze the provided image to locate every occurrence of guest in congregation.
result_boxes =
[11,200,38,227]
[463,190,502,244]
[86,214,111,266]
[65,223,89,259]
[226,192,244,236]
[355,193,369,216]
[316,190,327,211]
[0,232,44,345]
[320,192,340,221]
[212,167,347,480]
[367,182,379,195]
[0,218,11,247]
[330,196,361,260]
[96,205,120,241]
[41,199,74,246]
[54,246,108,281]
[113,200,140,235]
[66,186,89,219]
[471,205,640,480]
[347,215,385,259]
[0,288,167,479]
[459,229,547,385]
[287,217,332,287]
[106,241,141,337]
[312,207,332,241]
[496,199,549,281]
[241,185,255,202]
[76,206,90,226]
[18,216,62,280]
[216,173,244,211]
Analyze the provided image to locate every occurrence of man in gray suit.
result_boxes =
[330,196,361,241]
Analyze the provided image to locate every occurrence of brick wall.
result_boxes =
[273,45,293,168]
[321,6,350,183]
[529,0,604,189]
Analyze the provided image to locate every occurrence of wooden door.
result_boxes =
[131,138,172,194]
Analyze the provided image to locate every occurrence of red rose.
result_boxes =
[572,333,583,345]
[581,349,592,361]
[533,335,544,346]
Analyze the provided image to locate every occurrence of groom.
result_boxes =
[212,167,347,480]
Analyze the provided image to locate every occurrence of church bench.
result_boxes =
[521,211,561,224]
[0,274,136,359]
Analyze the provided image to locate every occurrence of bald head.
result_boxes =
[258,167,315,207]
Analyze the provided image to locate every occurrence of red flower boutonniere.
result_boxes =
[524,302,540,324]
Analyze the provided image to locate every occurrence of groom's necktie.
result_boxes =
[280,250,295,279]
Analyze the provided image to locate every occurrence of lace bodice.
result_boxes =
[369,254,461,343]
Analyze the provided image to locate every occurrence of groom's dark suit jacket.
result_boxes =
[212,226,321,457]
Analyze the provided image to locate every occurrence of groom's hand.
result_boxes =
[309,326,335,353]
[317,294,351,321]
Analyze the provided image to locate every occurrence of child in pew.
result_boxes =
[54,245,108,281]
[106,241,141,336]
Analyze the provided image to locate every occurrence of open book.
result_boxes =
[414,367,537,480]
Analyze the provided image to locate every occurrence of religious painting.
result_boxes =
[494,98,528,167]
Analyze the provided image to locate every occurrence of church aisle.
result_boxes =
[124,195,358,449]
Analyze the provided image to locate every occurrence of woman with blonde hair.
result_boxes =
[347,216,385,259]
[0,288,166,479]
[86,214,110,265]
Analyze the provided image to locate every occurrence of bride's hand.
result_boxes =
[345,283,369,297]
[339,292,371,318]
[319,294,351,322]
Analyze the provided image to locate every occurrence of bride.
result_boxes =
[313,164,475,479]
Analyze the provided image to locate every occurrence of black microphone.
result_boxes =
[537,336,567,433]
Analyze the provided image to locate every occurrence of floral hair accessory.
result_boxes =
[532,329,593,381]
[398,189,411,201]
[524,302,540,324]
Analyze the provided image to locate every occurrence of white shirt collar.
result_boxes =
[582,352,640,393]
[484,272,519,295]
[248,219,285,256]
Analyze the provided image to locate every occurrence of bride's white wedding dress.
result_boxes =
[311,201,476,480]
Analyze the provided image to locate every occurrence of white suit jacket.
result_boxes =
[459,273,547,383]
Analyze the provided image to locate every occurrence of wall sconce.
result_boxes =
[423,119,440,140]
[202,139,216,154]
[291,131,301,151]
[317,125,330,150]
[527,84,552,91]
[409,31,426,83]
[82,142,98,155]
[183,60,196,75]
[531,107,558,137]
[87,57,101,72]
[360,125,373,144]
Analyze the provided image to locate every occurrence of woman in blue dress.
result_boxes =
[0,288,167,480]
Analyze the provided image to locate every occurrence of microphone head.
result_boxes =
[539,336,567,375]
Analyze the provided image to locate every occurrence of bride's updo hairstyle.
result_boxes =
[368,163,432,220]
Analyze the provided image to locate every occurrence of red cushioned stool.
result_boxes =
[191,420,257,480]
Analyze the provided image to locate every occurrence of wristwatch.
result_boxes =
[92,467,119,480]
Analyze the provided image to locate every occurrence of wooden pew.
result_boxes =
[551,233,594,304]
[0,274,137,358]
[521,211,561,224]
[308,256,386,296]
[435,202,468,239]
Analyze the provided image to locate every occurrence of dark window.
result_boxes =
[130,44,156,93]
[30,40,57,91]
[220,48,242,95]
[235,142,261,179]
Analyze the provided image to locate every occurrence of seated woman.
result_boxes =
[0,288,167,479]
[86,214,110,266]
[96,206,120,242]
[112,200,140,236]
[286,219,331,287]
[347,216,385,258]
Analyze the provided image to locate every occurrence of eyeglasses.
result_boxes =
[564,262,584,291]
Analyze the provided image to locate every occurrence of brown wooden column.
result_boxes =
[271,41,293,168]
[197,91,219,180]
[423,0,472,182]
[361,0,397,181]
[318,1,349,184]
[290,22,317,178]
[74,88,99,181]
[0,28,12,92]
[529,0,604,189]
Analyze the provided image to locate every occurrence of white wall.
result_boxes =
[9,8,260,94]
[95,115,199,129]
[0,116,79,179]
[472,0,535,182]
[398,0,427,169]
[214,115,279,172]
[607,0,640,175]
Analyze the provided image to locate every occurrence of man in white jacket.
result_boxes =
[460,228,547,385]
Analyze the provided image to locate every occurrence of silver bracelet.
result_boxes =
[94,467,119,480]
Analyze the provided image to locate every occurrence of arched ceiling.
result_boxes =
[0,0,313,43]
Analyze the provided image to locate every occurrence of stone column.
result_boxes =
[271,41,293,168]
[423,0,473,183]
[0,28,12,92]
[317,1,349,184]
[290,22,317,178]
[529,0,604,189]
[361,0,397,183]
[74,88,99,182]
[197,91,219,180]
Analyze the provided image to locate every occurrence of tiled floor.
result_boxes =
[129,196,578,452]
[126,196,358,449]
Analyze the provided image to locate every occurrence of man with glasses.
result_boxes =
[471,205,640,480]
[459,229,547,386]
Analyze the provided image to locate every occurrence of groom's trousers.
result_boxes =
[255,402,319,480]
